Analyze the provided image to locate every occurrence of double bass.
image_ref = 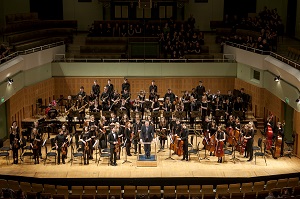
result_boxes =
[265,125,273,150]
[273,122,284,158]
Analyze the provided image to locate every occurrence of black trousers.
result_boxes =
[183,141,188,160]
[246,139,253,160]
[12,148,19,163]
[110,147,117,164]
[83,148,90,164]
[144,139,151,157]
[126,141,131,155]
[33,148,39,163]
[57,148,66,164]
[133,139,141,153]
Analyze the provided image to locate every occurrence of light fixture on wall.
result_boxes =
[7,78,13,85]
[296,96,300,103]
[274,75,280,82]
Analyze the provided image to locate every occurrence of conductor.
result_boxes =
[140,120,154,159]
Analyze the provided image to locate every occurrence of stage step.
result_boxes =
[136,155,157,167]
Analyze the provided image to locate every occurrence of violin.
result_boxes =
[115,137,121,153]
[61,142,68,155]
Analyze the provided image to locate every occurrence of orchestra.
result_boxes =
[7,79,289,167]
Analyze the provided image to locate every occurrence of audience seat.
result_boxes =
[149,186,162,198]
[123,185,136,199]
[7,180,20,191]
[176,185,189,198]
[20,182,32,192]
[241,182,253,193]
[201,185,214,194]
[43,184,57,194]
[252,181,265,193]
[288,177,299,187]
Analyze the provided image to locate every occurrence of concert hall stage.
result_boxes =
[0,138,299,186]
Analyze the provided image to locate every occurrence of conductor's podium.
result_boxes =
[137,154,157,167]
[137,141,158,167]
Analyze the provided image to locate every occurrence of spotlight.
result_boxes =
[274,76,280,82]
[296,97,300,103]
[7,78,13,85]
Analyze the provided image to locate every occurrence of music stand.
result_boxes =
[90,112,101,120]
[131,111,142,119]
[102,111,112,118]
[175,111,186,120]
[233,111,243,119]
[163,111,172,118]
[151,111,160,118]
[190,111,201,152]
[117,110,126,117]
[165,135,175,160]
[215,110,225,117]
[144,101,152,109]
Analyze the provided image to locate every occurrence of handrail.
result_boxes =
[0,41,65,64]
[225,41,300,70]
[55,58,236,63]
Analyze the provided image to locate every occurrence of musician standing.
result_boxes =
[108,126,118,166]
[179,123,189,161]
[274,122,284,157]
[92,80,100,97]
[30,128,41,164]
[149,80,158,93]
[133,117,142,154]
[76,95,86,124]
[80,126,91,165]
[244,123,254,161]
[216,126,225,163]
[159,117,168,149]
[65,95,75,131]
[124,122,132,156]
[140,121,154,159]
[78,86,86,98]
[122,78,130,94]
[55,129,67,164]
[195,81,205,99]
[106,79,114,95]
[10,121,20,164]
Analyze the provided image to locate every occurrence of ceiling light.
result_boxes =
[7,78,13,85]
[274,75,280,82]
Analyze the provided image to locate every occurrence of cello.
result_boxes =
[215,140,224,158]
[215,127,225,161]
[265,124,273,150]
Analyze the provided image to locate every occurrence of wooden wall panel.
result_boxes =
[234,78,282,121]
[294,111,300,156]
[53,77,236,99]
[8,78,55,128]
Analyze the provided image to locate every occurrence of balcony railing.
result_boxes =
[225,41,300,70]
[0,41,65,65]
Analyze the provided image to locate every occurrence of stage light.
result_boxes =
[7,78,13,85]
[274,76,280,82]
[296,97,300,103]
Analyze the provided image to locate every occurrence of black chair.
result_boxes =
[71,145,83,165]
[21,143,34,164]
[44,138,57,165]
[0,138,10,152]
[254,138,267,166]
[98,148,110,166]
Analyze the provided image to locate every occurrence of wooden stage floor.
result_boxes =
[0,135,299,180]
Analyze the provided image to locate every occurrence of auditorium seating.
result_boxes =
[0,177,299,199]
[3,13,76,53]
